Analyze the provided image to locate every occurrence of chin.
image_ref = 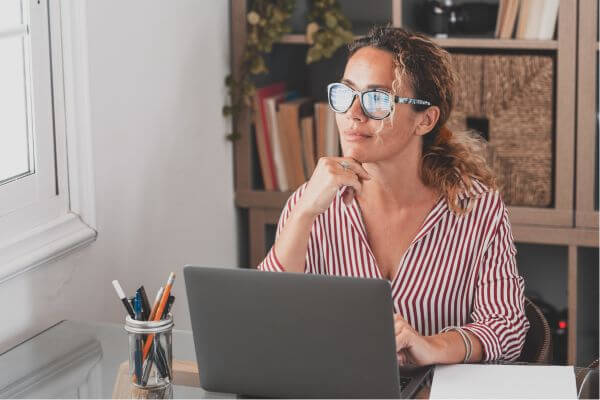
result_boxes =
[342,147,370,163]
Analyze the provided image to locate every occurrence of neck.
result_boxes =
[358,139,439,211]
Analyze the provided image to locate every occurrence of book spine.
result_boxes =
[253,96,275,190]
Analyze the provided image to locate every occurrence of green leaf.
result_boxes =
[226,132,240,141]
[324,12,337,29]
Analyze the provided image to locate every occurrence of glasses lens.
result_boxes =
[329,84,354,113]
[362,91,391,119]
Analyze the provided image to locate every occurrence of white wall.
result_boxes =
[0,0,236,353]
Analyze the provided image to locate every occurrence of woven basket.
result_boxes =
[447,53,554,207]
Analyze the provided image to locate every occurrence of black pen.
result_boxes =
[112,280,135,318]
[133,293,143,384]
[137,286,151,320]
[160,295,175,319]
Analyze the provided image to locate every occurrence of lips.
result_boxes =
[343,130,373,142]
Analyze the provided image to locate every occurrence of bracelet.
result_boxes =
[441,326,472,363]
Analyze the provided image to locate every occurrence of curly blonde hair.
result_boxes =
[348,26,497,215]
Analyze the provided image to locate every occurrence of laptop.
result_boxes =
[184,265,431,398]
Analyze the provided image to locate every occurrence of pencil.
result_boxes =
[141,286,167,385]
[148,286,164,320]
[142,273,175,360]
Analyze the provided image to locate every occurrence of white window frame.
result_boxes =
[0,0,97,283]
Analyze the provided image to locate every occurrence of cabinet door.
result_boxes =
[576,0,599,228]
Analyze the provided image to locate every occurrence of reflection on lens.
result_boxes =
[363,91,391,119]
[330,84,353,112]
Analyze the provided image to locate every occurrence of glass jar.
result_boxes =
[124,314,174,390]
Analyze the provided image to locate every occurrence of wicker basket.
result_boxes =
[447,53,554,207]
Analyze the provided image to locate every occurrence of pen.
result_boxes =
[160,295,175,320]
[138,286,151,320]
[142,272,175,361]
[112,280,135,319]
[141,287,167,384]
[133,294,143,384]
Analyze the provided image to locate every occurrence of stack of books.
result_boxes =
[253,83,340,191]
[494,0,560,40]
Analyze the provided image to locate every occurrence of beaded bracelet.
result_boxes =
[441,326,472,363]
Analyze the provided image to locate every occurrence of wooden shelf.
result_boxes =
[277,34,558,50]
[236,190,598,247]
[432,37,558,50]
[235,189,291,209]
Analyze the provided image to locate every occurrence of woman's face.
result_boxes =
[336,46,424,163]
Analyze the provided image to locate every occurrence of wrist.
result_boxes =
[293,199,319,221]
[424,334,448,365]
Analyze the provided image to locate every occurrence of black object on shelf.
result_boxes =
[421,1,499,37]
[526,292,569,364]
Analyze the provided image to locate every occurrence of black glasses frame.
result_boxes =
[327,82,432,120]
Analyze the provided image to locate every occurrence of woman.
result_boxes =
[258,26,529,366]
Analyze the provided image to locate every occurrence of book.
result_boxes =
[264,91,298,192]
[300,116,316,178]
[314,102,340,160]
[253,83,286,190]
[494,0,506,38]
[278,98,314,188]
[516,0,545,40]
[537,0,559,40]
[499,0,520,39]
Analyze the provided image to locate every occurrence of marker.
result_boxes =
[112,280,135,319]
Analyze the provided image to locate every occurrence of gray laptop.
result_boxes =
[184,265,430,398]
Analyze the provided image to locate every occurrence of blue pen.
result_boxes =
[133,294,143,384]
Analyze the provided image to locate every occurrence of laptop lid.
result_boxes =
[184,265,401,398]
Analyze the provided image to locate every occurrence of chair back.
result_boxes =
[576,358,599,399]
[517,297,552,363]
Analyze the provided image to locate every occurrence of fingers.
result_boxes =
[397,350,409,365]
[337,172,362,194]
[334,157,371,180]
[395,327,410,351]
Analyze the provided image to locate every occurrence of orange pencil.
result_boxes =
[148,286,164,321]
[142,273,175,360]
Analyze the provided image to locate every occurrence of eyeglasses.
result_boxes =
[327,82,431,120]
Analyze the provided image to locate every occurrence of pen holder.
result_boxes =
[124,314,174,391]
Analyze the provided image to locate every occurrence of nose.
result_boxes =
[347,94,368,123]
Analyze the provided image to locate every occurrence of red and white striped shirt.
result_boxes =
[258,180,530,361]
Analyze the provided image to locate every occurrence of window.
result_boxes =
[0,0,96,282]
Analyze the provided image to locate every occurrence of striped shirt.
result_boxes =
[257,180,530,361]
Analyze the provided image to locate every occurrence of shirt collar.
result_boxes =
[339,178,489,201]
[456,178,489,201]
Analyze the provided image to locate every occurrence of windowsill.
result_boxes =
[0,213,97,284]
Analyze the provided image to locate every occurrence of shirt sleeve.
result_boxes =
[256,183,322,274]
[461,199,530,361]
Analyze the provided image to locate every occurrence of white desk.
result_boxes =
[0,320,234,398]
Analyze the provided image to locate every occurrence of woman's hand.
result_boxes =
[296,157,370,218]
[394,313,439,366]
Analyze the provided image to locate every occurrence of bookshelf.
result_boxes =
[230,0,598,366]
[279,32,559,50]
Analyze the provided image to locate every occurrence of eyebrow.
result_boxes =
[341,78,393,92]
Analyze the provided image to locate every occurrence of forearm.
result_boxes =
[272,201,316,273]
[428,330,484,364]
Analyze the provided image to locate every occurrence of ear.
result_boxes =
[414,106,440,137]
